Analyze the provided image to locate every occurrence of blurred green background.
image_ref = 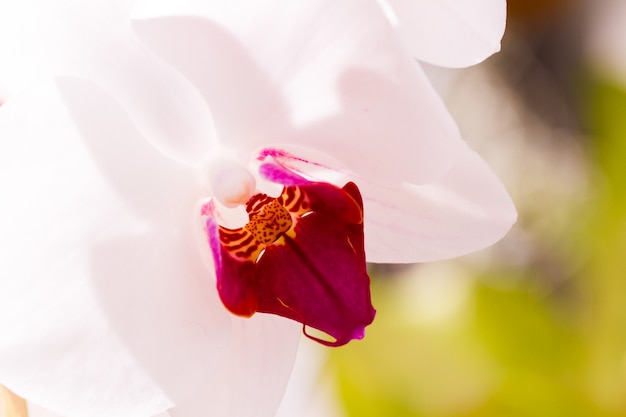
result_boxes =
[325,1,626,416]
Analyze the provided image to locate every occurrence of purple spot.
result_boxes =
[204,213,223,277]
[259,163,309,186]
[257,147,327,168]
[200,200,215,216]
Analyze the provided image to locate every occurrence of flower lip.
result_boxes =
[202,162,375,347]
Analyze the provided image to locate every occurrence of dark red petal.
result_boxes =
[298,182,363,225]
[208,182,375,346]
[255,199,375,346]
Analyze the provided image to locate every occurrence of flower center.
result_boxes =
[244,195,293,245]
[216,186,312,262]
[203,181,376,347]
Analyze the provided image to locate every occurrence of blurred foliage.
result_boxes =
[579,76,626,416]
[326,27,626,417]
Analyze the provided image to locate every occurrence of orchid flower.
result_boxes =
[0,1,514,417]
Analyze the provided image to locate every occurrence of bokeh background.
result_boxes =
[279,1,626,416]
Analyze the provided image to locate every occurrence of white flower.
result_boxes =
[0,1,514,417]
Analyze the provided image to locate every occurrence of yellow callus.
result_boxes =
[0,386,27,417]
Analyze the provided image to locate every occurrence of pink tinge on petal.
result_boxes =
[258,162,310,187]
[383,0,507,67]
[203,179,375,347]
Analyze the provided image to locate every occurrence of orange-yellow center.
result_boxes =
[244,200,293,245]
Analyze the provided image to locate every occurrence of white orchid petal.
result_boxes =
[0,0,214,165]
[363,147,517,262]
[383,0,507,67]
[132,0,465,185]
[0,80,231,417]
[28,404,175,417]
[168,315,300,417]
[228,315,300,417]
[27,403,64,417]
